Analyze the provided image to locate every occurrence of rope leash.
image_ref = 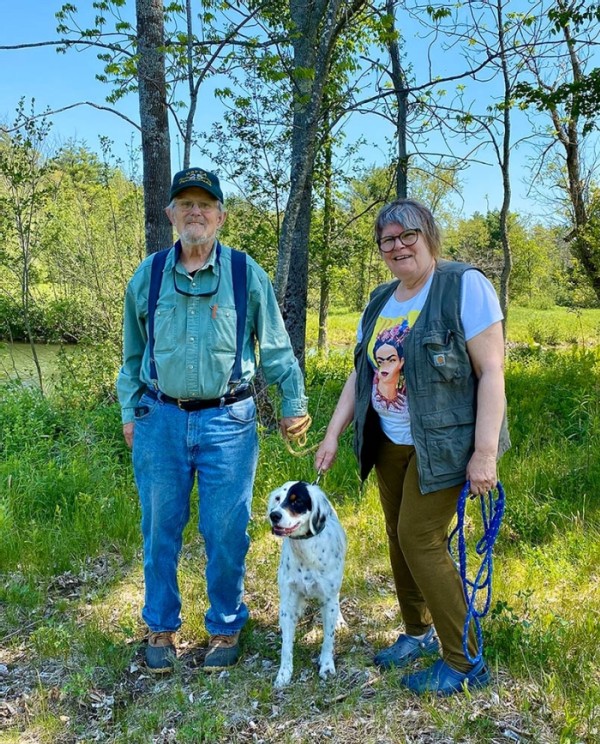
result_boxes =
[282,413,319,456]
[448,480,506,665]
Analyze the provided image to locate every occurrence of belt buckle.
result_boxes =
[177,398,191,410]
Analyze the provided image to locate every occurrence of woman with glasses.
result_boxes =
[315,198,510,695]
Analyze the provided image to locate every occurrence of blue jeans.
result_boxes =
[132,392,258,635]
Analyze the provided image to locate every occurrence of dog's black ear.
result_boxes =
[309,490,329,535]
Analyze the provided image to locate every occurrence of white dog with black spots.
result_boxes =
[267,480,347,688]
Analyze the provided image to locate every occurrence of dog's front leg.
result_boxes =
[274,593,303,688]
[318,595,340,679]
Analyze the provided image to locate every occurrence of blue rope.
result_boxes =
[448,480,506,664]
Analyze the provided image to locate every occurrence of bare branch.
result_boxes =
[0,102,140,134]
[0,39,134,57]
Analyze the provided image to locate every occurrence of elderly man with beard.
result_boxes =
[117,167,307,674]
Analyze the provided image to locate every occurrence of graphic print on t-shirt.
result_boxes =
[368,310,420,416]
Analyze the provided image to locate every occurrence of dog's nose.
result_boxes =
[270,511,282,524]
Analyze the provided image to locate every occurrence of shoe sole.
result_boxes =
[145,663,174,674]
[203,658,240,672]
[402,667,491,695]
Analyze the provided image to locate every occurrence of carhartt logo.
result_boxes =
[433,353,446,366]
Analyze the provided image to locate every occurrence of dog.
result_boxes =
[267,480,347,688]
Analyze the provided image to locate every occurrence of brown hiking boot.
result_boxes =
[145,631,176,674]
[203,632,241,671]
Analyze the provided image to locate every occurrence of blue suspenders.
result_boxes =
[147,243,247,391]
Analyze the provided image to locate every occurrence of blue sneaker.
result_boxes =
[374,627,439,669]
[400,657,491,695]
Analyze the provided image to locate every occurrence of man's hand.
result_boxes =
[123,422,134,449]
[279,415,311,442]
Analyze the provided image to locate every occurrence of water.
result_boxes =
[0,342,67,387]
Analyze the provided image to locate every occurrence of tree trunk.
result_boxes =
[274,0,345,364]
[136,0,173,255]
[283,184,312,364]
[386,0,408,199]
[496,0,512,333]
[317,130,334,354]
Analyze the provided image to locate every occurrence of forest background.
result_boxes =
[0,1,599,743]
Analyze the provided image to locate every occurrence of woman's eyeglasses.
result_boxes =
[377,229,420,252]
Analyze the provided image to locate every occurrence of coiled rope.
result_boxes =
[281,413,319,456]
[448,480,506,664]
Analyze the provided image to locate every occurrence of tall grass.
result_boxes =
[0,320,599,743]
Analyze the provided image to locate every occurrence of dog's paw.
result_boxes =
[318,657,336,679]
[274,667,292,688]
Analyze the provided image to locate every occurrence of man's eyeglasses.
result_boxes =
[377,229,421,252]
[174,199,219,213]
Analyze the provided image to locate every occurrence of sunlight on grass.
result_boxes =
[1,321,600,742]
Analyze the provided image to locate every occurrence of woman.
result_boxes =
[315,199,510,695]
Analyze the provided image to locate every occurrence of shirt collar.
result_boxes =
[172,239,221,273]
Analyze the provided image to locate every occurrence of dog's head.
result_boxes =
[267,481,330,539]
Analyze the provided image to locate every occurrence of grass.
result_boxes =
[0,312,599,742]
[305,304,600,350]
[506,306,600,347]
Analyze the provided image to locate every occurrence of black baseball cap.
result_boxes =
[170,167,224,203]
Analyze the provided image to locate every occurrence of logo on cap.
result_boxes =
[178,169,213,187]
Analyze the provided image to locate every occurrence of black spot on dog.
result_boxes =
[281,481,312,516]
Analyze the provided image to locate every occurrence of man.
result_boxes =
[117,167,308,673]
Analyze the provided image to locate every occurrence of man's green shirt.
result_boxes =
[117,242,307,424]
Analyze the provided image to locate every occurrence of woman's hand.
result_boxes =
[315,433,339,472]
[465,321,505,496]
[314,370,356,474]
[466,450,497,495]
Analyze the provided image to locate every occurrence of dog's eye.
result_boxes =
[289,493,296,502]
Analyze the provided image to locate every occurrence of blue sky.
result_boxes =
[0,0,580,221]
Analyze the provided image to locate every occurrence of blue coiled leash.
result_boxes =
[448,480,506,664]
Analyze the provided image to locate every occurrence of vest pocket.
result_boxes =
[421,404,475,477]
[422,330,462,382]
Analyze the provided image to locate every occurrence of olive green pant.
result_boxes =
[375,438,476,671]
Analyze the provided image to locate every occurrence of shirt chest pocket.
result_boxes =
[421,330,464,383]
[209,304,238,354]
[153,301,177,353]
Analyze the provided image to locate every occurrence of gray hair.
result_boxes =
[374,198,442,258]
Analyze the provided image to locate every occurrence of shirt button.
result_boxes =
[189,337,194,342]
[188,365,194,370]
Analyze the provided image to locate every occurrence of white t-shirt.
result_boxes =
[357,270,503,445]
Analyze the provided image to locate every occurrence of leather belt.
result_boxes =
[146,387,252,411]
